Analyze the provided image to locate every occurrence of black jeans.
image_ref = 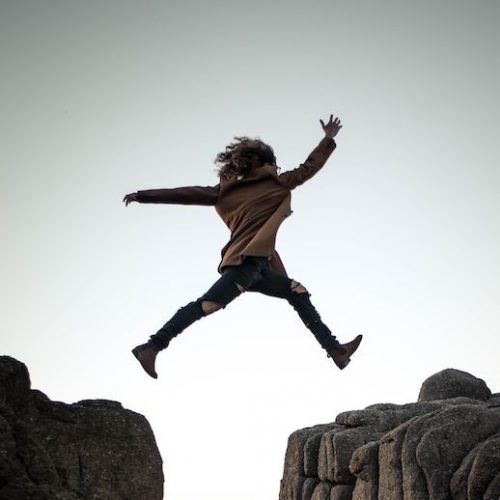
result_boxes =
[201,256,295,304]
[149,256,338,352]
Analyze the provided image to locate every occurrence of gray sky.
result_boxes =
[2,1,499,499]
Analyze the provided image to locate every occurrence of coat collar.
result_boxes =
[220,164,280,188]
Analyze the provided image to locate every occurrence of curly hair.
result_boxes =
[214,137,277,180]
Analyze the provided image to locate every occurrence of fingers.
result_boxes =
[123,193,136,206]
[320,115,342,130]
[321,115,341,125]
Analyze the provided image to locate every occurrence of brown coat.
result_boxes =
[136,136,336,276]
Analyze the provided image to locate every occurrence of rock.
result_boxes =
[0,356,31,410]
[278,474,305,500]
[311,481,331,500]
[330,484,353,500]
[0,356,163,500]
[302,478,320,499]
[279,368,500,500]
[283,424,335,478]
[317,427,346,482]
[349,441,378,500]
[488,393,500,407]
[484,472,500,499]
[465,433,500,499]
[450,443,478,500]
[378,418,414,500]
[418,369,491,402]
[415,406,500,499]
[330,428,383,484]
[304,425,339,476]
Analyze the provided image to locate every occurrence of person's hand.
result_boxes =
[123,193,138,206]
[320,115,342,139]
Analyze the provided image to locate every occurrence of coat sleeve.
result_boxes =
[278,137,336,190]
[136,184,220,206]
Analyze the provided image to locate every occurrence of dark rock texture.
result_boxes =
[0,356,163,500]
[418,368,491,402]
[279,368,500,500]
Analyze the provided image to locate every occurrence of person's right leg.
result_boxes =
[132,257,269,378]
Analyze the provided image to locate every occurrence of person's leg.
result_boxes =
[249,269,340,350]
[133,257,268,378]
[250,269,362,369]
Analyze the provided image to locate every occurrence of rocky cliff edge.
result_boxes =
[279,368,500,500]
[0,356,163,500]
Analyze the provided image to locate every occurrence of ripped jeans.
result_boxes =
[149,256,339,352]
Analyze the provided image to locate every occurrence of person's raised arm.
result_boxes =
[123,184,219,207]
[278,115,342,190]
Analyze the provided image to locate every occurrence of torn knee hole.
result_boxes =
[201,300,223,315]
[291,280,308,294]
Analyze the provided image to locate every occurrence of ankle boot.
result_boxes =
[327,334,363,370]
[133,300,205,379]
[132,342,160,379]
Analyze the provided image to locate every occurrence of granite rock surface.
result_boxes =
[279,368,500,500]
[0,356,163,500]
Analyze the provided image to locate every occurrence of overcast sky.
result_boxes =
[2,1,499,499]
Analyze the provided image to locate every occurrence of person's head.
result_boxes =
[215,137,276,180]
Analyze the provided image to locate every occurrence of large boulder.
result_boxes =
[0,356,163,500]
[418,368,491,402]
[279,368,500,500]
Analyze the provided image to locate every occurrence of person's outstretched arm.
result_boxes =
[278,115,342,190]
[123,184,220,206]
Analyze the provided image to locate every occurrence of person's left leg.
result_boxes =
[249,268,362,369]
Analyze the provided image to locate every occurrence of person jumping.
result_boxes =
[123,115,362,378]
